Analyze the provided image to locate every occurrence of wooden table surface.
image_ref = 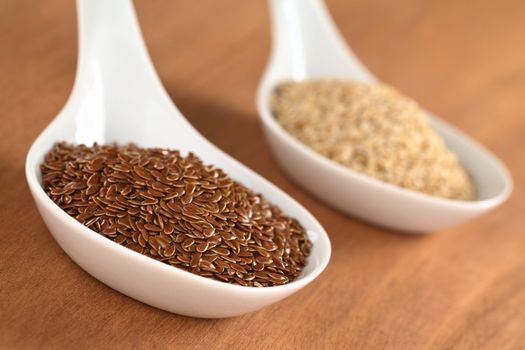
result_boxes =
[1,0,524,348]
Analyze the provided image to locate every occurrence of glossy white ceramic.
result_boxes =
[25,0,331,318]
[256,0,512,233]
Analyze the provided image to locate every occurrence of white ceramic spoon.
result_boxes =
[25,0,330,318]
[257,0,512,233]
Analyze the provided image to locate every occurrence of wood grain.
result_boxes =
[1,0,524,348]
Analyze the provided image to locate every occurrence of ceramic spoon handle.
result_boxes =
[267,0,373,81]
[75,0,159,89]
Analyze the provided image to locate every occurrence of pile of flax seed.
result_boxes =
[271,80,476,200]
[41,143,311,287]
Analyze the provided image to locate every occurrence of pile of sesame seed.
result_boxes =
[41,143,311,287]
[271,80,476,200]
